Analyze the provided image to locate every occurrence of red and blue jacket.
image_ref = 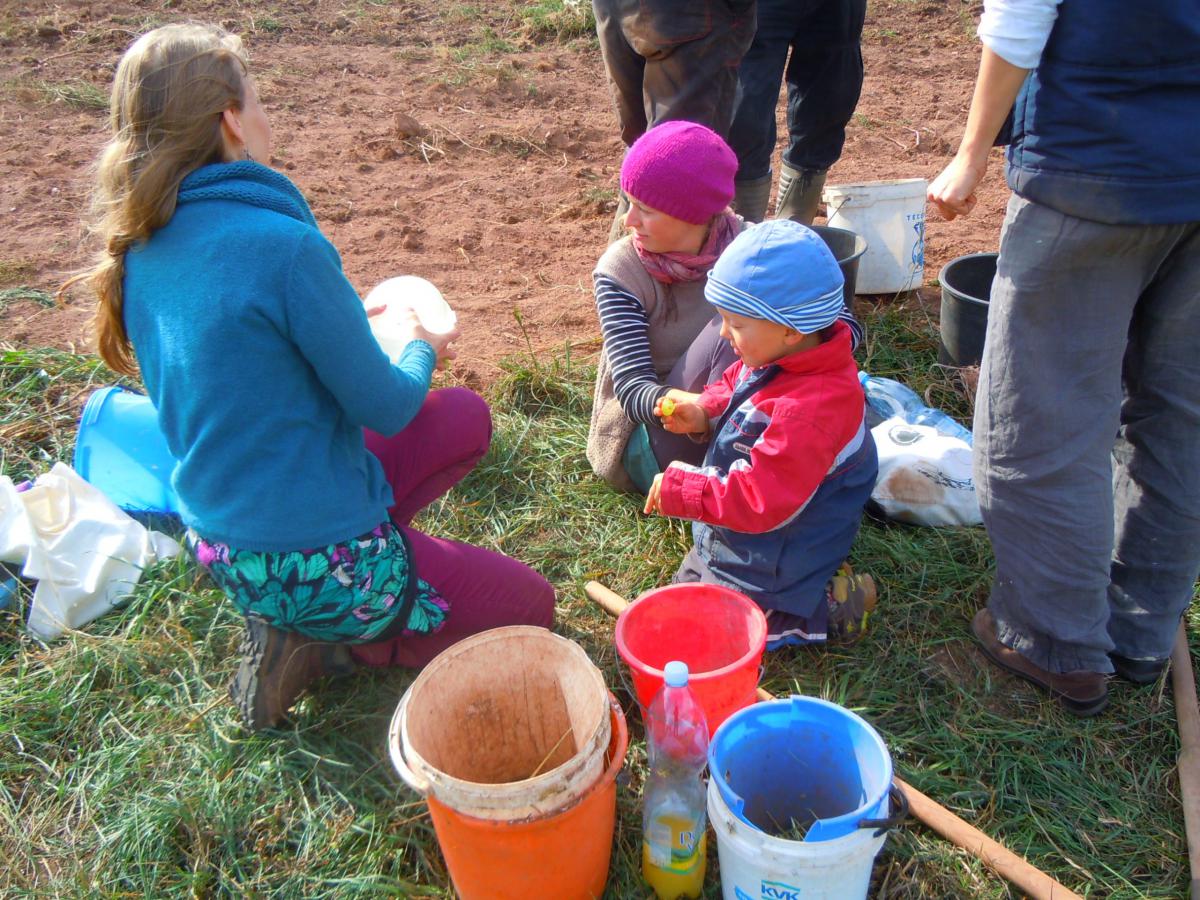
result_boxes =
[658,322,878,615]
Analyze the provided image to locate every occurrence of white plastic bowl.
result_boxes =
[364,275,456,362]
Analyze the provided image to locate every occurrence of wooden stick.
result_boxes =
[1171,623,1200,900]
[585,580,1083,900]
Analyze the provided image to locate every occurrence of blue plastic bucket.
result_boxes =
[74,386,180,514]
[708,696,892,843]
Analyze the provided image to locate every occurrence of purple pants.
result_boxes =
[350,387,555,668]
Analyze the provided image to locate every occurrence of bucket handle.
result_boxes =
[388,688,431,795]
[824,194,850,222]
[857,783,909,837]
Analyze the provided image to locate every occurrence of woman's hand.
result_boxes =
[404,309,459,370]
[928,152,987,221]
[655,390,708,436]
[643,473,664,516]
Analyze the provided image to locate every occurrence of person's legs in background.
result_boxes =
[1107,222,1200,680]
[973,197,1175,713]
[774,0,865,223]
[595,0,755,241]
[727,0,800,222]
[592,0,648,149]
[352,386,556,667]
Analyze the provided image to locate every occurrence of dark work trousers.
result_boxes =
[593,0,756,147]
[727,0,866,180]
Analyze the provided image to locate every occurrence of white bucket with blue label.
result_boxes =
[706,696,905,899]
[822,178,926,295]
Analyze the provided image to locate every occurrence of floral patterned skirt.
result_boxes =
[188,521,448,643]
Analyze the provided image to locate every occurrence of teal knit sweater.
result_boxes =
[123,161,437,551]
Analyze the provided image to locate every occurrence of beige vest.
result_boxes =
[586,238,716,492]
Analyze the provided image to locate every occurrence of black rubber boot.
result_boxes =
[775,164,828,225]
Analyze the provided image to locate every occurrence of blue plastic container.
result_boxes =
[74,386,180,514]
[708,696,892,843]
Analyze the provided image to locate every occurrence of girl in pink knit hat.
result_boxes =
[586,120,863,495]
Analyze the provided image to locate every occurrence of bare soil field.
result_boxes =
[0,0,1007,383]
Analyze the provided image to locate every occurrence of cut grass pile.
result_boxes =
[0,304,1193,897]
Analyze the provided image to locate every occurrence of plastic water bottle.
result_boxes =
[859,371,973,446]
[642,661,709,900]
[858,370,924,420]
[910,405,974,446]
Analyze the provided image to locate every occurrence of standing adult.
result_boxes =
[592,0,757,240]
[928,0,1200,715]
[726,0,867,224]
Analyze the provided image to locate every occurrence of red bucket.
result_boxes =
[614,583,767,731]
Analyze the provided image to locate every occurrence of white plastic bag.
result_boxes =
[0,463,182,640]
[869,417,982,527]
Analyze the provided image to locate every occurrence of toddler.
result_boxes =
[645,220,879,649]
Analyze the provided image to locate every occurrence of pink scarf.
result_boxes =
[633,210,742,284]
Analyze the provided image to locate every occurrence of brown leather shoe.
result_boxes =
[971,609,1108,717]
[229,617,355,731]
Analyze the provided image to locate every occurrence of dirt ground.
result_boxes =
[0,0,1007,385]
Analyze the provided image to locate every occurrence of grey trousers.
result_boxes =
[976,195,1200,673]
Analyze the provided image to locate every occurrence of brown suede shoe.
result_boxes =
[229,617,355,731]
[972,609,1108,717]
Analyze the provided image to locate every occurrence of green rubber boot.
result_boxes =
[775,164,828,225]
[607,192,630,245]
[733,174,773,223]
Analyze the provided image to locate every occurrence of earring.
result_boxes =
[243,145,253,162]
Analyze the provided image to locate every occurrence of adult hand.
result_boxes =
[643,473,664,516]
[404,309,459,370]
[928,152,987,221]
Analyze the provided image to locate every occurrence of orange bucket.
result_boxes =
[388,626,629,899]
[422,697,628,899]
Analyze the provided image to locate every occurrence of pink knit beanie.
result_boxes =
[620,120,737,225]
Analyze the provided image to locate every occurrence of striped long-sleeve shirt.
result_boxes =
[595,273,865,425]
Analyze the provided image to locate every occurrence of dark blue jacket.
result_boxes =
[1006,0,1200,225]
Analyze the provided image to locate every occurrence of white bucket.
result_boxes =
[822,178,926,295]
[707,778,888,900]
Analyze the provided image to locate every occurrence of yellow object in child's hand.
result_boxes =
[660,398,676,417]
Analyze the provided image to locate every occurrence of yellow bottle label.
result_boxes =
[643,811,706,899]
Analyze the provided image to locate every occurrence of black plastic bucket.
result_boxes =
[809,224,868,316]
[938,252,997,367]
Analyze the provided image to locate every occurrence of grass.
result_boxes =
[0,312,1194,897]
[0,287,53,314]
[520,0,596,43]
[27,78,109,111]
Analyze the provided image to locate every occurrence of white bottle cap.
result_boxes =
[664,660,689,687]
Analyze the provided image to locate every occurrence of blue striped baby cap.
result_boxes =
[705,220,844,333]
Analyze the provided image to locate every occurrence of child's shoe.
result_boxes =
[229,616,354,731]
[826,572,877,643]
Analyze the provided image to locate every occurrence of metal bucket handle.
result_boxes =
[388,686,431,795]
[857,782,909,837]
